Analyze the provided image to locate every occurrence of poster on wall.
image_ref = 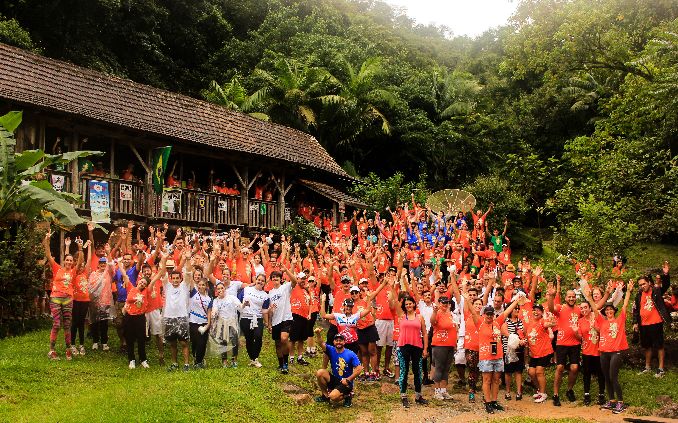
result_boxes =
[162,189,182,214]
[120,183,133,201]
[88,180,111,223]
[218,199,228,212]
[284,207,291,221]
[50,174,65,192]
[198,195,206,210]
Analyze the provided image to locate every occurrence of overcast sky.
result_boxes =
[385,0,519,37]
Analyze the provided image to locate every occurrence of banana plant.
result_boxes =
[0,111,103,229]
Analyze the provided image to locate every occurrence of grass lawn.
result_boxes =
[1,325,677,422]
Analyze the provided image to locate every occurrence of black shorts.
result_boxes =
[327,374,353,396]
[555,345,581,367]
[357,325,380,345]
[504,350,525,373]
[290,314,309,342]
[639,323,664,349]
[272,320,293,341]
[529,354,553,368]
[326,324,339,345]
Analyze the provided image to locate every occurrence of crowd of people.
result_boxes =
[41,196,676,413]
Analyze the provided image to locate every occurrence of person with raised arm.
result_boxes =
[163,248,193,372]
[313,327,363,408]
[267,259,297,374]
[70,237,91,357]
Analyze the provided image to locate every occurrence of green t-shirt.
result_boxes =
[490,235,504,253]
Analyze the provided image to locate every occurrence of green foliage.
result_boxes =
[0,14,36,51]
[463,174,529,231]
[274,216,320,246]
[349,172,429,213]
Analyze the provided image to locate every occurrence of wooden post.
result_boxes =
[145,149,153,217]
[38,117,45,151]
[70,133,79,193]
[232,164,250,226]
[109,139,115,178]
[332,202,339,226]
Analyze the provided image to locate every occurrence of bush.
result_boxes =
[463,174,530,231]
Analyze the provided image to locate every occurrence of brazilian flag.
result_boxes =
[152,146,172,194]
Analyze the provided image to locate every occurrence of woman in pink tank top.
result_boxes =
[396,296,429,408]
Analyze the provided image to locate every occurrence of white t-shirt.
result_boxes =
[241,286,270,320]
[212,295,242,320]
[418,300,434,332]
[218,279,243,297]
[163,281,190,318]
[268,282,293,326]
[189,288,213,324]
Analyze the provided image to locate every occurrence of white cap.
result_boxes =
[296,272,307,279]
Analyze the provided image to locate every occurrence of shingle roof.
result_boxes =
[0,43,349,178]
[299,179,367,208]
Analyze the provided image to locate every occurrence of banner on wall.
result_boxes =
[50,174,65,192]
[218,199,228,212]
[88,180,111,223]
[120,183,133,201]
[197,194,206,210]
[284,207,291,221]
[162,189,182,214]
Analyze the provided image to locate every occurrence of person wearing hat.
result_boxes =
[354,268,389,382]
[464,292,521,414]
[313,327,363,408]
[267,268,297,374]
[87,255,115,352]
[323,260,353,369]
[319,294,374,354]
[374,265,400,380]
[284,264,312,366]
[591,279,635,414]
[430,295,458,400]
[524,303,556,404]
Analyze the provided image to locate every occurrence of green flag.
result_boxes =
[152,146,172,194]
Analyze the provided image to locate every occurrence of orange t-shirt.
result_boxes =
[72,271,90,301]
[146,276,164,312]
[554,304,582,346]
[290,285,311,318]
[331,288,351,327]
[432,312,457,347]
[355,298,375,329]
[50,261,75,297]
[639,290,663,325]
[309,284,320,314]
[392,314,401,342]
[374,289,394,320]
[463,312,479,351]
[125,283,150,315]
[596,311,628,353]
[478,314,505,361]
[525,318,554,359]
[578,315,599,357]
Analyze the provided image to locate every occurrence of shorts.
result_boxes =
[145,309,163,336]
[113,302,125,327]
[357,325,380,345]
[375,319,394,347]
[290,314,309,342]
[163,316,189,342]
[327,374,353,396]
[529,354,553,369]
[639,323,664,349]
[555,345,581,367]
[478,358,504,373]
[272,320,293,341]
[504,350,525,373]
[454,336,466,365]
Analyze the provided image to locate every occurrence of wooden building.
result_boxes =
[0,43,366,232]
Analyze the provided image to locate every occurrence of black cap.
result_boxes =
[439,296,450,304]
[388,266,397,273]
[533,303,544,311]
[483,305,495,315]
[342,299,355,307]
[333,333,345,340]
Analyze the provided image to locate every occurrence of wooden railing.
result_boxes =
[78,176,145,215]
[150,189,240,226]
[248,199,280,228]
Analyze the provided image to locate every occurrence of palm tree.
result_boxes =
[203,76,270,121]
[250,58,338,131]
[432,67,482,119]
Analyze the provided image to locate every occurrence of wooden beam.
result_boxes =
[284,181,294,196]
[247,170,262,190]
[70,133,79,193]
[240,167,249,225]
[231,164,245,188]
[109,139,115,178]
[129,144,151,174]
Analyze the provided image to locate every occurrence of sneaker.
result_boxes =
[296,357,310,366]
[343,396,352,408]
[566,389,576,402]
[469,392,476,402]
[553,395,561,406]
[433,391,445,401]
[129,360,136,369]
[484,402,495,414]
[492,401,504,411]
[78,345,86,356]
[383,368,395,378]
[252,359,263,368]
[583,393,591,406]
[366,373,376,382]
[102,344,110,351]
[597,394,606,406]
[281,365,289,374]
[516,393,523,401]
[637,367,651,375]
[655,368,666,378]
[415,396,429,405]
[441,391,453,400]
[600,400,616,410]
[70,345,78,356]
[91,343,99,350]
[182,364,190,372]
[373,372,381,381]
[141,360,149,368]
[315,395,330,403]
[65,348,73,361]
[168,363,179,372]
[48,350,59,360]
[194,362,205,369]
[535,393,548,403]
[504,393,512,400]
[533,392,541,399]
[230,360,237,368]
[401,397,410,408]
[612,401,627,414]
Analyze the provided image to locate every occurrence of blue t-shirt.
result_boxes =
[325,345,361,387]
[113,266,139,302]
